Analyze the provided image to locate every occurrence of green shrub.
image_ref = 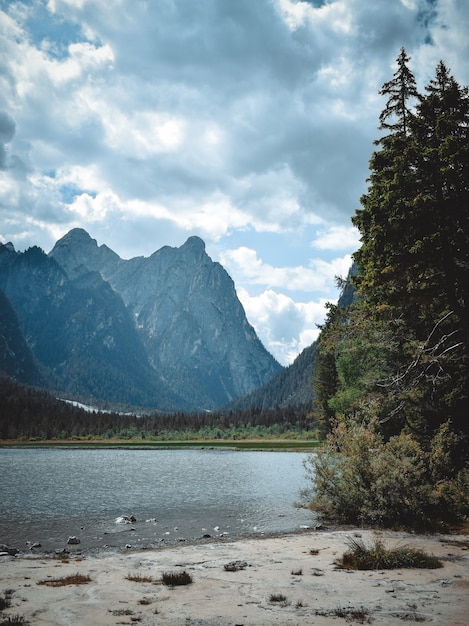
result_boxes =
[339,537,442,570]
[304,415,469,528]
[302,420,434,528]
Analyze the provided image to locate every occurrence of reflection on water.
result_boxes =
[0,448,316,552]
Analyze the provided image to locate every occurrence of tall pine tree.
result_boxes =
[411,61,469,346]
[308,52,469,528]
[353,48,420,309]
[352,50,469,439]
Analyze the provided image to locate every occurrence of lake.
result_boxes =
[0,448,316,553]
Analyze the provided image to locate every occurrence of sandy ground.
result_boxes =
[1,528,468,625]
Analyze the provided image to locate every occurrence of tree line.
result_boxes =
[0,375,318,441]
[306,49,469,529]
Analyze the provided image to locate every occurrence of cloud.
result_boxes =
[1,0,468,362]
[311,225,361,251]
[237,287,327,365]
[220,246,352,294]
[0,111,16,169]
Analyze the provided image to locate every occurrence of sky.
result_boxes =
[1,0,468,366]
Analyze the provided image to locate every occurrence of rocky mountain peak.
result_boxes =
[181,235,206,258]
[0,241,17,258]
[50,228,120,278]
[49,229,283,409]
[65,227,96,243]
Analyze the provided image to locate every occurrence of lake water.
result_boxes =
[0,448,316,553]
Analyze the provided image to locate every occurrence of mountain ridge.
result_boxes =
[0,230,284,411]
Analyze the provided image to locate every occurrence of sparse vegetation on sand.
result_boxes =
[125,573,155,583]
[161,571,193,586]
[338,536,443,570]
[268,593,290,606]
[0,615,30,625]
[37,573,92,587]
[316,606,371,624]
[0,593,11,611]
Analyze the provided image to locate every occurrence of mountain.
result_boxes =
[222,263,358,412]
[49,229,282,408]
[224,342,316,411]
[0,286,41,385]
[0,230,282,410]
[0,242,185,410]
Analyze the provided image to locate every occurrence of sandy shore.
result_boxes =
[1,528,468,625]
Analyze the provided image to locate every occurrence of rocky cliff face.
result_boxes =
[0,286,41,385]
[50,229,282,409]
[0,241,184,410]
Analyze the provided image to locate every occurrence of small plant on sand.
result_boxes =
[161,571,193,586]
[0,616,30,625]
[37,573,91,587]
[400,612,427,622]
[268,593,290,606]
[0,590,15,612]
[315,606,371,624]
[335,606,371,623]
[338,537,443,570]
[125,573,155,583]
[109,609,134,616]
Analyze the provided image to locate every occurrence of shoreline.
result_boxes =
[1,527,468,625]
[0,438,321,452]
[7,525,327,560]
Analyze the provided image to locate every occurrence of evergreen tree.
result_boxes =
[378,47,419,136]
[410,61,469,347]
[351,51,469,438]
[307,52,469,528]
[353,48,420,309]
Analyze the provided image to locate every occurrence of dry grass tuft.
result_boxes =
[161,571,193,586]
[125,573,155,583]
[316,606,371,624]
[37,573,91,587]
[268,593,290,606]
[0,615,30,625]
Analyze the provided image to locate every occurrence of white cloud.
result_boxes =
[45,42,114,85]
[237,287,328,365]
[1,0,468,363]
[311,225,361,251]
[102,109,187,156]
[220,247,352,294]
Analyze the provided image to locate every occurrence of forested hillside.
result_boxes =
[224,342,316,411]
[0,375,319,441]
[306,49,469,529]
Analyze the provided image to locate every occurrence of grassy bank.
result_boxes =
[0,438,320,451]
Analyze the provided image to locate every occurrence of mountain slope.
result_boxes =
[224,342,316,411]
[0,286,41,385]
[50,229,282,408]
[0,243,184,409]
[222,264,358,411]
